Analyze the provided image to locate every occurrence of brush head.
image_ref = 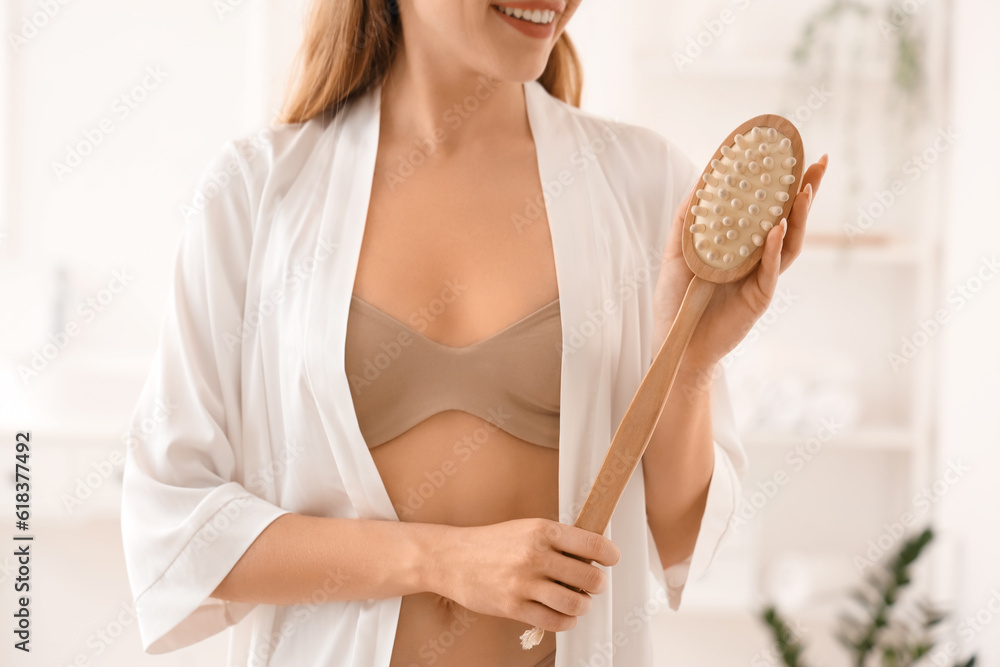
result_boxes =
[682,115,805,284]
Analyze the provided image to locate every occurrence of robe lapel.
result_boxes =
[303,85,399,522]
[525,81,621,666]
[523,81,615,525]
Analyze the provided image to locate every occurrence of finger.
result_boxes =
[802,154,828,200]
[519,598,578,633]
[780,182,812,273]
[528,578,594,618]
[780,157,827,269]
[548,552,609,595]
[552,526,621,567]
[753,217,786,303]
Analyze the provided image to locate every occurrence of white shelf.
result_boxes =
[797,238,931,265]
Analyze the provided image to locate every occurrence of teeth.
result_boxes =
[497,6,556,24]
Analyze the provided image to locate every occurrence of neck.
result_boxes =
[380,45,531,153]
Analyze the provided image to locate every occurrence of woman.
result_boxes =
[121,0,827,665]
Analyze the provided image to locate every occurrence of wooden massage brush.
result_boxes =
[519,114,805,649]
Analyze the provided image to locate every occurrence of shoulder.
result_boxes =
[224,112,336,214]
[530,83,700,216]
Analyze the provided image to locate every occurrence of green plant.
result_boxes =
[791,0,925,98]
[760,528,977,667]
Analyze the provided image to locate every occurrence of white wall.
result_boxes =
[937,0,1000,663]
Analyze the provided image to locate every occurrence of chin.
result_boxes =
[489,58,552,85]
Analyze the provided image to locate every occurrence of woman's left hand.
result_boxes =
[650,154,829,369]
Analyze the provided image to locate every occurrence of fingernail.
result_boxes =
[819,153,829,167]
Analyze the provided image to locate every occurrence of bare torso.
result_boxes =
[349,118,561,666]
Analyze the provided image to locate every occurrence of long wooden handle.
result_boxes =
[521,276,717,648]
[576,275,716,534]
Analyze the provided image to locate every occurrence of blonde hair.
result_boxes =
[277,0,582,125]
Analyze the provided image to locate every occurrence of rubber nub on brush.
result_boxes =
[688,124,798,270]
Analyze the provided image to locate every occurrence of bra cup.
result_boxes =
[345,297,562,449]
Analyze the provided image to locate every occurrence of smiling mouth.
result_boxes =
[492,5,557,25]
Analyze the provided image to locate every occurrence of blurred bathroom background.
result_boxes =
[1,0,998,665]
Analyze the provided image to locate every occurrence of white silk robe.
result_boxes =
[120,79,747,666]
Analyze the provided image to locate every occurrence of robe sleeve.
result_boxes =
[643,137,749,611]
[120,139,292,653]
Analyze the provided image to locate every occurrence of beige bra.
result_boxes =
[344,294,562,449]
